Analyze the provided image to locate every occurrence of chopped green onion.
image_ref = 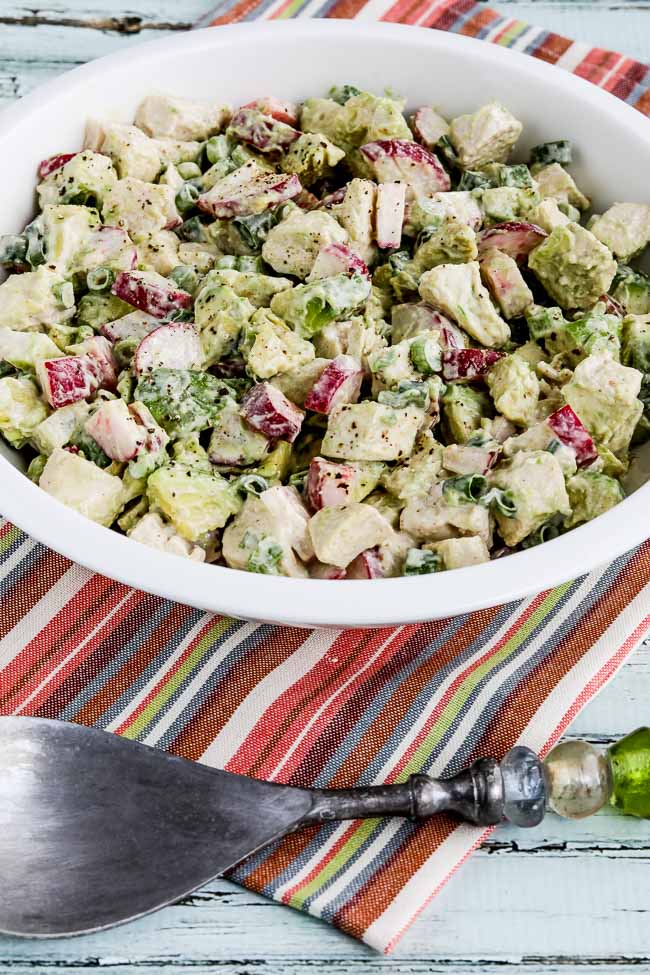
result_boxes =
[234,474,270,497]
[529,140,572,168]
[169,264,200,296]
[175,182,201,215]
[24,218,46,268]
[403,548,442,576]
[410,334,441,375]
[480,486,517,518]
[442,473,488,504]
[521,517,564,548]
[288,469,309,492]
[0,233,27,267]
[53,281,75,309]
[177,161,202,180]
[177,216,207,242]
[328,84,362,105]
[86,266,115,293]
[205,134,233,166]
[457,170,493,191]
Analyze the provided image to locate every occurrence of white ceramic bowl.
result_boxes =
[1,20,649,628]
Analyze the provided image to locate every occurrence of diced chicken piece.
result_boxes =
[197,161,302,219]
[308,502,392,568]
[426,535,490,569]
[222,487,312,577]
[479,248,534,319]
[136,230,180,277]
[262,209,348,279]
[80,225,138,274]
[375,182,406,250]
[359,139,450,196]
[401,495,492,545]
[478,222,547,264]
[534,163,590,211]
[527,199,571,234]
[563,352,643,456]
[449,102,522,169]
[589,202,650,262]
[441,348,504,382]
[207,397,269,467]
[112,270,192,319]
[322,401,423,462]
[128,511,206,562]
[102,178,180,241]
[307,242,369,282]
[241,382,305,443]
[442,443,499,475]
[228,108,300,153]
[331,178,377,265]
[133,323,201,376]
[304,355,363,414]
[87,122,162,182]
[419,262,510,348]
[491,450,571,546]
[135,95,230,141]
[411,107,449,148]
[40,447,124,527]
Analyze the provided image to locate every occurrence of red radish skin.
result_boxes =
[241,383,304,443]
[310,562,347,580]
[309,243,369,281]
[599,293,625,317]
[112,271,193,319]
[478,222,547,263]
[375,182,406,250]
[441,348,504,382]
[306,457,356,510]
[304,355,363,414]
[319,187,348,209]
[128,402,168,453]
[134,323,202,376]
[392,303,464,348]
[346,547,384,579]
[295,189,320,211]
[37,355,101,409]
[38,152,78,180]
[81,336,118,390]
[359,140,451,194]
[228,108,300,153]
[241,97,299,127]
[85,401,147,462]
[197,164,302,219]
[547,404,598,467]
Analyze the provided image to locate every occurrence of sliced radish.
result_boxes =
[37,355,101,409]
[112,270,193,319]
[411,107,449,149]
[441,348,504,382]
[73,335,118,391]
[306,457,356,510]
[228,108,300,153]
[375,182,406,250]
[310,562,347,580]
[134,322,202,376]
[38,152,78,180]
[241,97,300,127]
[101,310,159,344]
[197,160,302,219]
[346,547,384,579]
[359,140,450,195]
[319,187,348,209]
[85,399,147,462]
[547,404,598,468]
[478,222,547,264]
[308,242,369,282]
[599,293,625,317]
[304,355,363,414]
[128,401,169,453]
[241,382,304,443]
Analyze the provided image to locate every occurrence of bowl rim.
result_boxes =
[1,19,649,628]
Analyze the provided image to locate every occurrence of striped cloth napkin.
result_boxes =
[2,0,650,953]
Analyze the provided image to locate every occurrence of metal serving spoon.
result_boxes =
[0,717,646,937]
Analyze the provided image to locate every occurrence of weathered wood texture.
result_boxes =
[0,3,649,969]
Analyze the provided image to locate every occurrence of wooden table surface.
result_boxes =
[0,2,649,970]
